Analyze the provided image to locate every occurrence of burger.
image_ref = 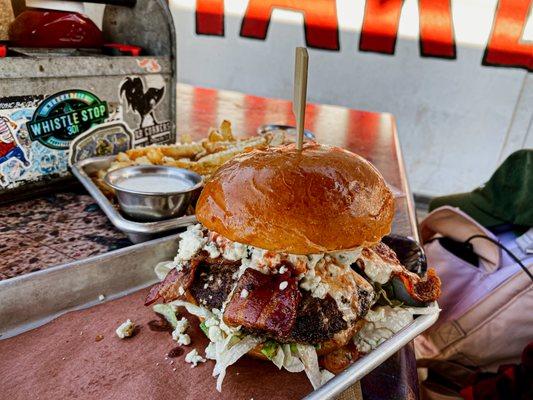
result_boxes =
[145,142,440,391]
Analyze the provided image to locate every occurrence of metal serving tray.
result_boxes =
[71,156,197,243]
[0,234,438,399]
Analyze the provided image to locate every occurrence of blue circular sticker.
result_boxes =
[28,90,108,150]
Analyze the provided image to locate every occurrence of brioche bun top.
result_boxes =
[196,142,394,254]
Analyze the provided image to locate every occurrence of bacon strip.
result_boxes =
[370,242,441,302]
[223,269,301,338]
[144,256,204,306]
[394,268,441,303]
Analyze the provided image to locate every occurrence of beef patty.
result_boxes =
[189,256,240,310]
[287,292,347,344]
[189,256,349,344]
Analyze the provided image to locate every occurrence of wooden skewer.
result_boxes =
[293,47,309,151]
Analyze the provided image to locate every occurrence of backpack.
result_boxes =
[415,206,533,399]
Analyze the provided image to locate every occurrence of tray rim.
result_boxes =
[71,155,198,236]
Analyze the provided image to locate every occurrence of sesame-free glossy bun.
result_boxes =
[196,142,394,254]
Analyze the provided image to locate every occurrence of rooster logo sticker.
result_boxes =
[120,77,164,128]
[119,76,172,146]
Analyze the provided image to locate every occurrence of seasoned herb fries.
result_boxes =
[92,120,286,199]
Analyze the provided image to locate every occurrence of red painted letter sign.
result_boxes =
[240,0,340,50]
[196,0,224,36]
[484,0,532,70]
[419,0,456,58]
[360,0,456,58]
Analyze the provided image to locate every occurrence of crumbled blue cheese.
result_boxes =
[279,281,288,290]
[115,319,135,339]
[204,242,221,259]
[299,259,329,299]
[176,333,191,346]
[278,266,288,274]
[175,225,206,262]
[222,241,248,261]
[172,317,191,345]
[185,349,206,367]
[171,317,189,336]
[359,248,395,284]
[331,248,363,268]
[240,289,249,299]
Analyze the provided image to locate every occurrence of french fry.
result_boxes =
[193,149,208,161]
[134,156,153,165]
[96,169,107,180]
[116,152,131,162]
[196,136,267,169]
[125,147,149,160]
[207,128,225,142]
[108,160,134,171]
[219,120,234,141]
[94,178,115,199]
[159,143,203,159]
[161,158,193,169]
[146,147,164,164]
[202,140,239,154]
[264,130,286,146]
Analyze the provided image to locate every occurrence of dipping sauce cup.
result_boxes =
[104,165,203,221]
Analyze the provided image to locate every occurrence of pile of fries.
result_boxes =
[92,120,287,199]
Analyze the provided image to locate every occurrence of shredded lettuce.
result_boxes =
[154,261,174,281]
[296,344,322,389]
[213,335,264,392]
[320,369,335,385]
[272,346,285,369]
[169,300,214,320]
[256,341,307,373]
[152,303,178,328]
[281,344,305,373]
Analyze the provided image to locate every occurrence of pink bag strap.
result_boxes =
[420,206,501,272]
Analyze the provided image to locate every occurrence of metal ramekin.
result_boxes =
[104,165,203,221]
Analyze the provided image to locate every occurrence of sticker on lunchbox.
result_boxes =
[69,121,134,166]
[27,90,109,150]
[119,76,173,146]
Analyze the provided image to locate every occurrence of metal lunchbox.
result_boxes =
[0,0,176,202]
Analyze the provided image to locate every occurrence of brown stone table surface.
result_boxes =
[0,84,419,399]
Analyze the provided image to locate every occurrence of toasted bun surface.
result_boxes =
[196,142,394,254]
